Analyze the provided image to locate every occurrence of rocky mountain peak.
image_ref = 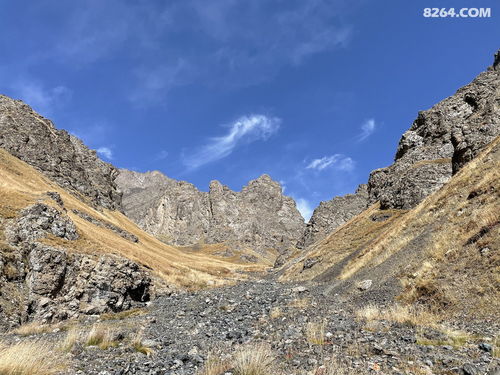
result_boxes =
[0,95,122,210]
[116,170,304,257]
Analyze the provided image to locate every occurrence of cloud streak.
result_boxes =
[183,114,280,170]
[358,118,376,141]
[97,147,113,160]
[306,154,355,172]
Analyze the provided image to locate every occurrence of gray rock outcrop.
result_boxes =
[368,50,500,209]
[0,95,122,210]
[116,170,305,256]
[297,184,369,249]
[0,203,151,324]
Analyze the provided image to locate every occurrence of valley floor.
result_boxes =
[1,279,498,375]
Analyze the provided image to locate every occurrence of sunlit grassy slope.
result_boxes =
[282,137,499,317]
[0,148,268,288]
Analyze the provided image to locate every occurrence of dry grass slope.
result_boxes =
[0,148,268,289]
[282,137,500,319]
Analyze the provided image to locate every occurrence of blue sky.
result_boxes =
[0,0,498,220]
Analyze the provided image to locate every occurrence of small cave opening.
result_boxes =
[128,283,150,302]
[464,94,479,111]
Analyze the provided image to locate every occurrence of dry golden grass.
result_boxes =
[100,308,146,321]
[284,137,500,319]
[233,343,275,375]
[416,328,471,348]
[289,297,310,309]
[320,354,368,375]
[0,148,268,289]
[131,331,153,356]
[269,306,283,319]
[196,353,230,375]
[280,204,407,281]
[356,304,438,328]
[59,327,80,353]
[339,138,500,283]
[0,341,67,375]
[305,320,326,345]
[85,324,117,350]
[11,321,52,336]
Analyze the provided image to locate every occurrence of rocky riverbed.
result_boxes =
[2,279,498,375]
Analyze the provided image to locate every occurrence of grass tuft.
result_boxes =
[85,324,117,350]
[306,320,326,345]
[233,343,275,375]
[0,341,67,374]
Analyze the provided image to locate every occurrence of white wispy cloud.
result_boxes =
[96,147,113,160]
[306,154,355,172]
[358,118,376,141]
[295,197,313,221]
[11,81,71,115]
[183,114,280,170]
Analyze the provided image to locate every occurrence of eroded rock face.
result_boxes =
[297,184,369,249]
[0,203,151,324]
[6,203,79,244]
[0,95,122,210]
[116,170,305,255]
[368,51,500,209]
[25,243,151,322]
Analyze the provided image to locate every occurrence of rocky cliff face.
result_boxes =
[116,170,305,256]
[0,95,122,210]
[0,202,151,326]
[368,51,500,209]
[297,184,369,249]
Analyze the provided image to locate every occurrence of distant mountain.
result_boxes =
[116,170,305,260]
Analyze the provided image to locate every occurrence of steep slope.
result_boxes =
[282,136,500,318]
[0,95,122,210]
[367,50,499,209]
[0,148,266,326]
[116,170,305,259]
[297,184,369,249]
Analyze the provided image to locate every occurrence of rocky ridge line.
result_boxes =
[0,95,122,210]
[116,170,305,257]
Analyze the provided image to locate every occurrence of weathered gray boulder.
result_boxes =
[297,184,369,249]
[0,202,152,324]
[6,203,79,244]
[368,50,500,209]
[0,95,122,210]
[24,242,151,322]
[116,170,305,256]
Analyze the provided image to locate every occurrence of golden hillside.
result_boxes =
[281,137,500,318]
[0,148,268,289]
